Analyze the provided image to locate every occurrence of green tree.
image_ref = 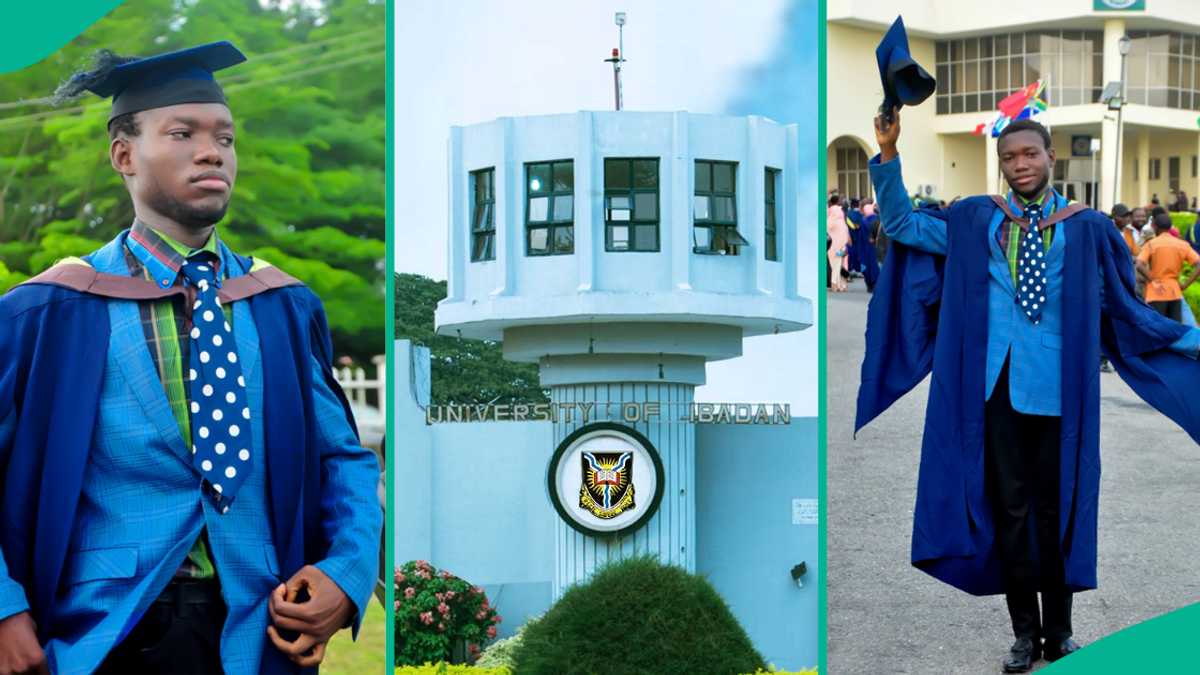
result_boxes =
[0,0,385,362]
[395,273,548,405]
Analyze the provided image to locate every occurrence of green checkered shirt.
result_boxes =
[1000,189,1057,285]
[124,221,234,580]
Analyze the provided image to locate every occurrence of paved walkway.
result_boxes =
[826,278,1200,674]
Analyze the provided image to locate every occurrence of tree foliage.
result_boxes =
[395,273,548,405]
[0,0,385,361]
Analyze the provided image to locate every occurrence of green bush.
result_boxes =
[1171,212,1197,240]
[394,665,511,675]
[474,617,537,671]
[511,556,766,675]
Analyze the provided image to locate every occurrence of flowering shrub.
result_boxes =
[394,561,502,666]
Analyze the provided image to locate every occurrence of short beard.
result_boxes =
[144,188,229,229]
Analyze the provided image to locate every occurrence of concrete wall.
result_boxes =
[827,22,942,197]
[939,133,988,200]
[394,340,819,668]
[828,0,1200,36]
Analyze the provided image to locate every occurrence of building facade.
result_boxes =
[828,0,1200,211]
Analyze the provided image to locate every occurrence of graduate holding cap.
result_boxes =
[0,42,381,674]
[856,17,1200,674]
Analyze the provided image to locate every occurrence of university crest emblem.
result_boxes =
[580,451,634,518]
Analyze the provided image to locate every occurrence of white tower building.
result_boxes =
[436,110,813,595]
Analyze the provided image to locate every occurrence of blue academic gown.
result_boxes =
[856,157,1200,596]
[0,231,382,674]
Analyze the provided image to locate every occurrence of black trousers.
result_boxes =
[97,578,227,675]
[985,359,1073,643]
[1149,299,1183,321]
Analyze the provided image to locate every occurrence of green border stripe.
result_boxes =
[384,0,396,670]
[817,1,828,672]
[0,2,125,74]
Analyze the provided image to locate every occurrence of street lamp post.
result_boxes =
[1114,34,1132,209]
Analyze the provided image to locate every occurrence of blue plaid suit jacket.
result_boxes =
[0,231,381,674]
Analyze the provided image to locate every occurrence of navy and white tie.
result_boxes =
[1017,203,1046,325]
[183,253,251,513]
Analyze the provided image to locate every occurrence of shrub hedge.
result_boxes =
[510,555,767,675]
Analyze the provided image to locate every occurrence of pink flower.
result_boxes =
[491,614,501,624]
[445,591,456,600]
[404,587,415,599]
[476,610,487,620]
[437,622,445,632]
[486,626,497,639]
[419,611,434,625]
[395,571,406,583]
[471,586,483,595]
[435,592,444,602]
[468,644,480,654]
[393,600,400,611]
[440,570,452,579]
[438,602,450,615]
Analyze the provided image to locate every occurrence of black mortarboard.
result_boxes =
[84,41,246,122]
[875,17,936,122]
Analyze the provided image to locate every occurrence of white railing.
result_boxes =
[334,354,386,411]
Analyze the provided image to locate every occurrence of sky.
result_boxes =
[395,0,821,416]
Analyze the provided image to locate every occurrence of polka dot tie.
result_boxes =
[1017,203,1047,325]
[182,254,251,513]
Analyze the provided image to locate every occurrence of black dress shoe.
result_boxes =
[1003,637,1041,673]
[1043,637,1081,662]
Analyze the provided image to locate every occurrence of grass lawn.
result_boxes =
[321,597,387,675]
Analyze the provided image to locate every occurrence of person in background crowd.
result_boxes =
[827,194,850,292]
[1137,211,1200,322]
[859,198,881,292]
[1111,204,1139,257]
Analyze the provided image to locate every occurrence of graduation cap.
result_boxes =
[875,17,936,122]
[80,41,246,123]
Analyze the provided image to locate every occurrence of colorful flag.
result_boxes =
[972,80,1047,137]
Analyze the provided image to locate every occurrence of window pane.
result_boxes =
[950,40,960,61]
[484,234,494,261]
[766,206,777,230]
[529,196,549,222]
[553,226,574,253]
[610,225,630,250]
[713,196,735,222]
[695,161,711,192]
[553,194,573,221]
[606,159,631,190]
[529,228,549,253]
[981,36,993,58]
[765,236,777,262]
[937,96,949,114]
[765,170,776,200]
[937,42,948,61]
[937,65,950,94]
[1011,33,1023,53]
[694,225,712,250]
[634,160,657,188]
[965,38,978,60]
[610,195,630,209]
[472,234,487,261]
[610,208,631,222]
[634,224,658,251]
[693,195,710,220]
[474,172,487,203]
[951,62,964,93]
[553,161,573,191]
[713,163,735,192]
[634,193,657,221]
[995,34,1008,57]
[528,164,550,194]
[474,203,492,232]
